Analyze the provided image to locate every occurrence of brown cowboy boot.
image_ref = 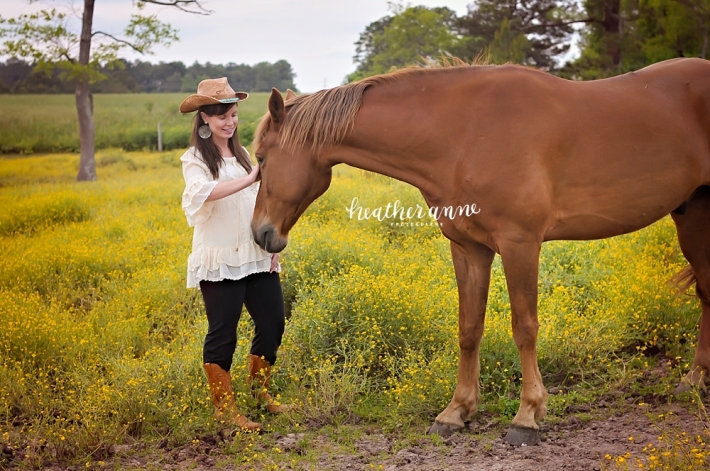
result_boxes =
[247,355,293,413]
[203,363,261,431]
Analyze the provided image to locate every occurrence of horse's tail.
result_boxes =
[672,265,697,296]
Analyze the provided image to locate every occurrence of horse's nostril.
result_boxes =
[253,225,270,250]
[253,223,286,252]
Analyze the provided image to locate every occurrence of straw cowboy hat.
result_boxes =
[179,77,248,113]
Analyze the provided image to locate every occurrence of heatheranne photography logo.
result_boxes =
[345,197,480,226]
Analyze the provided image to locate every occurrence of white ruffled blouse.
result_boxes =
[181,147,276,288]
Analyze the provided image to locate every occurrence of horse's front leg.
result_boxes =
[428,240,494,436]
[499,238,548,446]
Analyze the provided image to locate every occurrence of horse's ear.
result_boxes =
[269,88,286,126]
[285,89,297,100]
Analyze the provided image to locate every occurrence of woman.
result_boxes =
[179,77,288,432]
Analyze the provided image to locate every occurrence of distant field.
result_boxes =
[0,92,270,154]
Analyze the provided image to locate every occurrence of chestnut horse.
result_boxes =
[252,58,710,445]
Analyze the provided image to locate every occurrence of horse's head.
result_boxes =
[251,88,333,252]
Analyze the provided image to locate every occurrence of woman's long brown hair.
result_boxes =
[191,103,252,179]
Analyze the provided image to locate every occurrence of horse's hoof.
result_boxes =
[504,426,540,446]
[675,382,707,397]
[426,420,460,438]
[674,381,691,395]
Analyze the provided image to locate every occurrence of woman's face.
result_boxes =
[201,104,238,141]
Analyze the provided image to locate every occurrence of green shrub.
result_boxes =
[161,125,190,150]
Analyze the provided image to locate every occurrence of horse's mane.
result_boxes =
[254,57,488,153]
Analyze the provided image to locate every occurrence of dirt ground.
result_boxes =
[30,396,705,471]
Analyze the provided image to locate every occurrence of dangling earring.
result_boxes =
[198,124,212,139]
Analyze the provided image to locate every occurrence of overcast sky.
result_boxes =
[2,0,478,92]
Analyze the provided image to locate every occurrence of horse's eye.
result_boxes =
[257,157,264,165]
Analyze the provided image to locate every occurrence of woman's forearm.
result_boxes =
[205,176,256,201]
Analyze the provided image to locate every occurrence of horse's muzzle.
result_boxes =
[252,222,288,253]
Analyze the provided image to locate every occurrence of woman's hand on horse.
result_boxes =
[269,253,279,272]
[205,167,262,202]
[249,164,260,183]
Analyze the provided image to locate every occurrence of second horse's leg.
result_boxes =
[672,186,710,393]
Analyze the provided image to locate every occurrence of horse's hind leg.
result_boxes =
[671,185,710,393]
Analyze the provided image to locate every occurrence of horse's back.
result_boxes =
[632,57,710,81]
[586,58,710,128]
[454,59,710,241]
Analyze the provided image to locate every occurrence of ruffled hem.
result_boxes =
[187,258,278,288]
[182,179,218,227]
[186,239,276,288]
[188,238,269,269]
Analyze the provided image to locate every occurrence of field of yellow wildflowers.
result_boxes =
[0,149,707,469]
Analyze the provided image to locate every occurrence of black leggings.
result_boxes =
[199,271,285,372]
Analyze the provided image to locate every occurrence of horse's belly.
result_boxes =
[543,140,706,241]
[544,210,670,241]
[544,177,698,240]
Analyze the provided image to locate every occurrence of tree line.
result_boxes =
[0,58,297,94]
[348,0,710,82]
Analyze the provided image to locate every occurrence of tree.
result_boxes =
[0,0,208,181]
[348,1,582,80]
[561,0,709,79]
[0,58,299,95]
[0,57,33,89]
[456,0,580,69]
[350,16,394,81]
[559,0,638,78]
[253,60,297,92]
[347,5,461,82]
[487,17,531,64]
[640,0,709,59]
[678,0,710,58]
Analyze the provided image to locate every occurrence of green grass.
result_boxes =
[0,93,271,153]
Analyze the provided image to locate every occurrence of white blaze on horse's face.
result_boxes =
[251,89,332,253]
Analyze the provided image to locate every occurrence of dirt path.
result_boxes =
[57,399,705,471]
[313,404,704,471]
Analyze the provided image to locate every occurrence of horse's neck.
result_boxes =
[326,142,442,200]
[326,77,454,198]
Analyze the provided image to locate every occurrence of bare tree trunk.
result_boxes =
[601,0,623,67]
[76,0,97,181]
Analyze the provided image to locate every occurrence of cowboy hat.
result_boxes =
[179,77,248,113]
